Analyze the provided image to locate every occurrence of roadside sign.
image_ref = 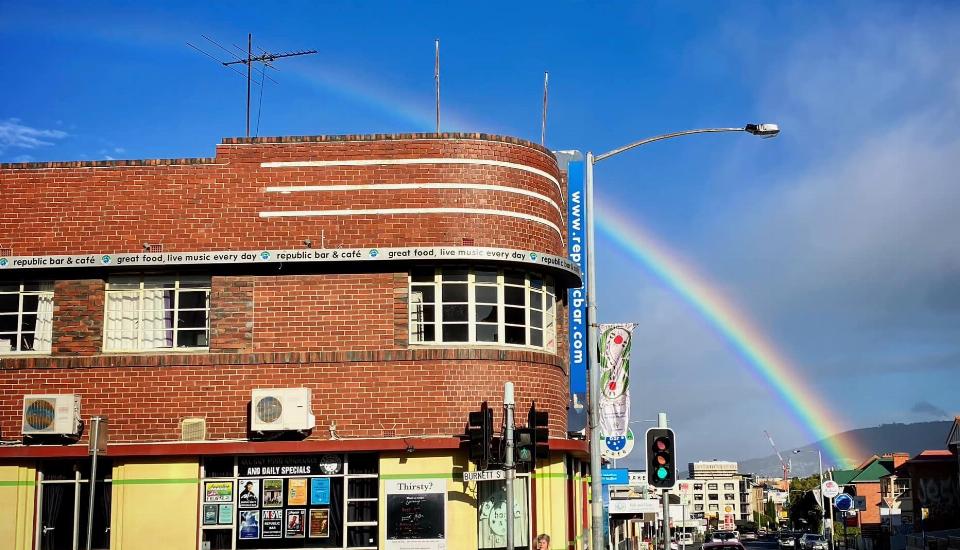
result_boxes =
[601,468,629,485]
[834,493,854,512]
[821,480,840,499]
[609,498,659,515]
[854,496,867,511]
[463,469,505,482]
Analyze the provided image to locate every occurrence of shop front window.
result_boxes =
[200,453,378,550]
[37,459,113,550]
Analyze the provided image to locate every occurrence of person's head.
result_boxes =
[536,533,550,549]
[245,482,253,490]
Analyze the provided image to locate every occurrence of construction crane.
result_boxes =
[764,430,791,484]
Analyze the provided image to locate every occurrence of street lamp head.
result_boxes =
[744,123,780,138]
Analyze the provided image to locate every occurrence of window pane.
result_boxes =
[411,323,435,342]
[530,291,543,310]
[107,276,140,290]
[178,276,209,289]
[143,276,175,289]
[178,309,208,330]
[443,324,468,342]
[530,329,543,347]
[476,324,498,342]
[441,283,468,302]
[411,268,435,283]
[21,294,39,313]
[0,315,16,333]
[530,277,543,290]
[475,305,498,323]
[475,270,498,284]
[442,268,468,281]
[348,501,378,522]
[442,304,468,323]
[0,334,15,351]
[20,313,37,332]
[177,291,207,310]
[413,304,435,323]
[0,294,17,312]
[348,478,378,498]
[411,285,435,303]
[177,330,208,348]
[505,325,526,345]
[504,286,525,306]
[504,271,525,285]
[530,310,542,328]
[504,306,525,325]
[474,286,497,304]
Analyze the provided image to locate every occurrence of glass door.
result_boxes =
[36,460,112,550]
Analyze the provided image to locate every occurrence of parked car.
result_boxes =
[678,533,695,545]
[778,532,797,549]
[742,532,758,541]
[802,534,828,550]
[703,541,746,550]
[711,531,740,542]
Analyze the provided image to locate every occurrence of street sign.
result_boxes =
[821,480,840,499]
[601,468,629,485]
[609,498,659,515]
[834,493,854,512]
[463,469,505,482]
[601,428,635,459]
[854,496,867,511]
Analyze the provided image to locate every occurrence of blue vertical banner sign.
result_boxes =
[566,159,588,432]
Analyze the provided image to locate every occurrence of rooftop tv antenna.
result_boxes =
[188,33,317,137]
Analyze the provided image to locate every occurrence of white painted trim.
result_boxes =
[263,182,561,214]
[260,158,562,196]
[258,207,563,236]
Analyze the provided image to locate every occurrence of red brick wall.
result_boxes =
[0,134,565,257]
[52,279,104,356]
[0,350,567,442]
[210,276,254,353]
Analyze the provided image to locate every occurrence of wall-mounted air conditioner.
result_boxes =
[22,394,82,436]
[251,388,315,432]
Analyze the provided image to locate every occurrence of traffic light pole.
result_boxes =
[505,382,516,550]
[660,413,670,550]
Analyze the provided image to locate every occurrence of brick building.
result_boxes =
[0,133,588,550]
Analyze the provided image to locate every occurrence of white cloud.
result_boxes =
[0,119,68,153]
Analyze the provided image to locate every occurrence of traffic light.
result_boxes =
[528,402,549,461]
[514,428,535,465]
[646,427,676,488]
[467,401,494,468]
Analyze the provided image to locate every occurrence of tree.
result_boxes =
[787,475,824,532]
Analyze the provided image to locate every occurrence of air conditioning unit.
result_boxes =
[22,395,82,436]
[181,418,207,441]
[251,388,315,432]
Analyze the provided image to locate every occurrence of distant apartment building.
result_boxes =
[673,461,755,528]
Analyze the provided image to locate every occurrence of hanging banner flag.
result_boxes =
[598,323,636,458]
[565,156,589,433]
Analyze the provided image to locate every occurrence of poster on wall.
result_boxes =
[239,510,260,540]
[310,477,331,505]
[262,510,283,539]
[478,479,530,549]
[309,509,330,538]
[288,478,308,506]
[286,509,306,538]
[238,479,260,508]
[204,481,234,503]
[202,504,218,525]
[262,479,283,508]
[218,505,234,524]
[386,479,446,550]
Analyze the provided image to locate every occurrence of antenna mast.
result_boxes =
[434,39,441,134]
[219,34,317,136]
[541,71,549,145]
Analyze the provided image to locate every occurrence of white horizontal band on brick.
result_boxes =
[258,207,562,237]
[260,158,562,197]
[262,183,562,214]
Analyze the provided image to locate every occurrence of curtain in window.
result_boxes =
[140,287,171,349]
[34,292,54,352]
[105,290,140,350]
[40,483,71,550]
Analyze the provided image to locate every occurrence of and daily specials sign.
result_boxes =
[0,246,580,279]
[238,454,342,477]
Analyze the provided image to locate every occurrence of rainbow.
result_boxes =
[595,196,869,468]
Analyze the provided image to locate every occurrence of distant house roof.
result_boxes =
[906,450,956,465]
[832,469,860,486]
[947,416,960,447]
[849,457,894,483]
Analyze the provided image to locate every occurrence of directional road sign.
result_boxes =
[463,469,506,482]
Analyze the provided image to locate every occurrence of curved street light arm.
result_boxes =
[594,127,746,164]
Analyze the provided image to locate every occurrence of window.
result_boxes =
[694,483,703,491]
[0,282,53,353]
[104,275,210,351]
[409,268,557,351]
[37,459,113,550]
[694,504,704,511]
[694,494,704,501]
[708,493,719,501]
[724,483,735,490]
[707,483,718,490]
[725,493,736,500]
[708,504,719,512]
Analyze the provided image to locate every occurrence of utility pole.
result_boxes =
[660,412,670,550]
[504,382,516,550]
[220,34,317,136]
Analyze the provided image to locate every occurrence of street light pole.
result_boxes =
[585,124,779,550]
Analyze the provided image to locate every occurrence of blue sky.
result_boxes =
[2,1,958,467]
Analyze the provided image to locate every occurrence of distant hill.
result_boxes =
[739,420,953,477]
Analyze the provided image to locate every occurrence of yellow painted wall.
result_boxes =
[110,458,199,550]
[534,453,569,549]
[379,450,477,550]
[0,463,36,550]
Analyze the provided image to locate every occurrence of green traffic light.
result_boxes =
[656,467,668,479]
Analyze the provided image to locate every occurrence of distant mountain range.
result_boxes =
[738,420,953,477]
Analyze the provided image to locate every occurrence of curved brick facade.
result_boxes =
[0,133,573,447]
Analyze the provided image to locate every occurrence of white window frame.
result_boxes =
[409,268,557,352]
[103,275,211,352]
[0,282,54,354]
